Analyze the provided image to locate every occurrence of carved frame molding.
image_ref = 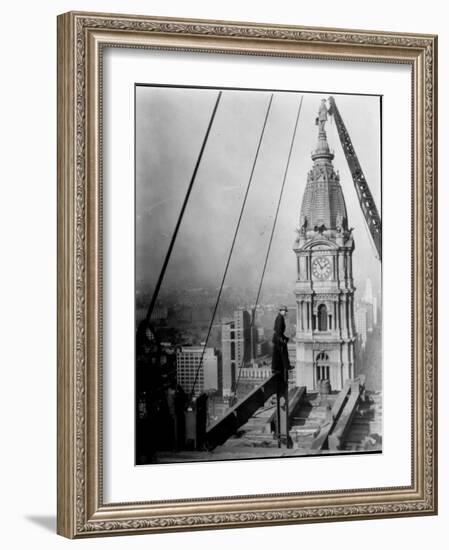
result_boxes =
[57,11,437,538]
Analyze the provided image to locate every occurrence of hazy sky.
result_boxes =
[135,86,381,304]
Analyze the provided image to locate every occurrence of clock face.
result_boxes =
[312,256,332,280]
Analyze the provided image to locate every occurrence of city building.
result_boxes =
[354,279,382,391]
[176,346,218,397]
[355,305,368,349]
[293,100,357,391]
[256,339,270,357]
[150,303,168,322]
[221,308,257,397]
[366,303,374,333]
[354,278,380,346]
[361,278,377,331]
[363,277,374,304]
[372,295,378,326]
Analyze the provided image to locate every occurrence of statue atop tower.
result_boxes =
[316,98,328,133]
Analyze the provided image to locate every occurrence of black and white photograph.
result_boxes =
[135,85,382,465]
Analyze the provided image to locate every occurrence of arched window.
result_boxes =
[316,351,329,362]
[317,304,328,331]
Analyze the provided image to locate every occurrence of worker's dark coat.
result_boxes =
[271,313,291,375]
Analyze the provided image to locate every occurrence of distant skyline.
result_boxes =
[136,86,381,309]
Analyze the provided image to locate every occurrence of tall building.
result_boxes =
[363,278,374,304]
[372,295,378,326]
[176,346,218,397]
[362,278,376,330]
[293,100,357,391]
[365,303,374,333]
[221,309,256,397]
[355,305,368,349]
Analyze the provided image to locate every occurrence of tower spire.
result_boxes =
[297,99,346,234]
[312,99,334,161]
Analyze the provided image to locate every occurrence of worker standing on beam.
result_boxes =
[271,305,291,376]
[271,305,293,448]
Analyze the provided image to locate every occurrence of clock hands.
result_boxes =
[313,257,330,279]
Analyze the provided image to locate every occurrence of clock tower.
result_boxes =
[293,99,356,391]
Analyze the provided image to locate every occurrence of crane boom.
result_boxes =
[327,96,382,260]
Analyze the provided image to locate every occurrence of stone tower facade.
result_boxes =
[293,99,356,391]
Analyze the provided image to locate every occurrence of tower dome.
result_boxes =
[299,99,348,232]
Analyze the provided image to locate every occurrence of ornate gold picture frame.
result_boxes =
[57,11,437,538]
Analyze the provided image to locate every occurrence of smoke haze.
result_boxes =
[135,87,381,307]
